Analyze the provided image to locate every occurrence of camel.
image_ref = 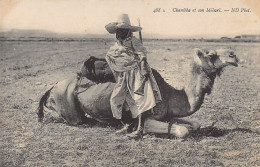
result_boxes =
[37,48,238,138]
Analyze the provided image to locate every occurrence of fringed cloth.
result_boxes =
[105,36,162,119]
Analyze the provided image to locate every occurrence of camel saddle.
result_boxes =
[79,56,116,83]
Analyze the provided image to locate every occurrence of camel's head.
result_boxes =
[193,48,238,76]
[211,48,239,67]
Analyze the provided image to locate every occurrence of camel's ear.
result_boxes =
[193,48,205,65]
[194,48,204,57]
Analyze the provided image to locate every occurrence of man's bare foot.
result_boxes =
[115,124,130,134]
[126,128,143,139]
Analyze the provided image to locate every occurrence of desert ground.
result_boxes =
[0,39,259,166]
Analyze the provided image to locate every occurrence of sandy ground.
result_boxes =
[0,40,259,166]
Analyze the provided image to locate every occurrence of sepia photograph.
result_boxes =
[0,0,259,166]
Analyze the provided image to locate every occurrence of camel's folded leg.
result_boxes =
[170,118,201,131]
[143,119,189,138]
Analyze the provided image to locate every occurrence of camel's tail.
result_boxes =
[37,85,55,122]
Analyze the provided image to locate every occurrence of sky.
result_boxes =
[0,0,260,38]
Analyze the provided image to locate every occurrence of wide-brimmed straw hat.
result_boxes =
[105,14,142,34]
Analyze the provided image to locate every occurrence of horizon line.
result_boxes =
[1,28,260,39]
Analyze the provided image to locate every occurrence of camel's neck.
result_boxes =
[183,63,216,113]
[152,67,216,119]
